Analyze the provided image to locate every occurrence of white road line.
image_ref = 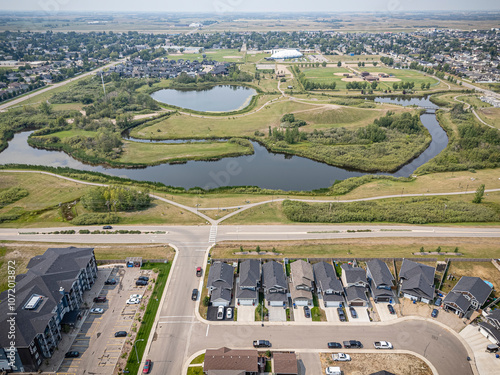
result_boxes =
[159,316,195,318]
[206,325,210,336]
[158,321,200,324]
[226,231,308,235]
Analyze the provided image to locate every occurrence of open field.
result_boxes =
[211,237,500,260]
[0,243,175,292]
[167,49,244,62]
[320,352,432,375]
[441,261,500,296]
[0,172,204,227]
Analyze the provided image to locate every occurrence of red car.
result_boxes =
[196,267,202,277]
[143,359,151,374]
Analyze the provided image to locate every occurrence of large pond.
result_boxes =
[0,97,448,191]
[150,85,257,112]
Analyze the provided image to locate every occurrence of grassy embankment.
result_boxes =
[0,172,204,227]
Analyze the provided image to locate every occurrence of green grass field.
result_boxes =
[167,49,244,62]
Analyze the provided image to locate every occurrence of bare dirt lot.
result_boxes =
[320,352,432,375]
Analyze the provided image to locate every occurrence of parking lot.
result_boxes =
[57,266,152,375]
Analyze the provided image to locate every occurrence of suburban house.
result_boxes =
[0,247,98,373]
[262,261,288,307]
[443,276,492,317]
[203,347,259,375]
[366,259,395,303]
[341,263,368,288]
[341,264,369,307]
[207,262,234,307]
[479,310,500,345]
[273,352,299,375]
[236,259,261,306]
[313,261,345,307]
[290,260,314,306]
[399,259,436,304]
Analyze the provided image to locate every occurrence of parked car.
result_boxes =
[374,341,393,349]
[192,289,198,301]
[349,307,357,318]
[327,342,342,349]
[431,309,439,318]
[326,367,341,375]
[343,340,363,348]
[136,280,148,286]
[114,331,127,337]
[486,344,499,353]
[387,304,396,315]
[143,359,152,374]
[226,307,233,319]
[130,294,143,300]
[105,278,116,285]
[434,298,442,306]
[90,308,104,314]
[93,296,106,303]
[102,225,112,229]
[337,307,346,322]
[304,306,311,318]
[217,306,224,320]
[332,353,351,361]
[253,340,271,348]
[126,298,140,305]
[138,276,149,281]
[65,351,79,358]
[196,267,202,277]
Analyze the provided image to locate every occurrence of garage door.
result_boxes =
[325,301,341,307]
[377,297,390,303]
[211,300,229,307]
[350,301,364,307]
[238,299,254,306]
[269,300,284,307]
[294,299,308,306]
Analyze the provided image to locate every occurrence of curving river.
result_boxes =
[0,96,447,191]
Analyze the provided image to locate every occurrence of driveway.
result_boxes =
[237,305,255,322]
[297,352,322,375]
[460,325,499,375]
[268,306,287,322]
[323,304,341,323]
[293,306,312,323]
[350,306,370,323]
[375,303,399,322]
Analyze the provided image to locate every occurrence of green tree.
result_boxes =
[472,184,485,204]
[337,61,342,67]
[39,101,52,115]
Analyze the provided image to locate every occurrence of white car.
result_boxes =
[217,306,224,320]
[126,298,141,305]
[374,341,393,349]
[226,307,233,319]
[130,294,143,300]
[90,308,104,314]
[332,353,351,361]
[325,367,341,375]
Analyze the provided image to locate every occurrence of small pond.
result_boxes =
[150,85,257,112]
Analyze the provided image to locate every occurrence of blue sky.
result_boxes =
[0,0,499,12]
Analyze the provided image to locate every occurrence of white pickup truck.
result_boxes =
[374,341,393,349]
[331,353,351,361]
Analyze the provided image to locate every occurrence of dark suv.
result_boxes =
[114,331,127,337]
[93,296,106,303]
[192,289,198,301]
[138,276,149,282]
[136,280,148,286]
[105,279,116,285]
[253,340,271,348]
[343,340,363,348]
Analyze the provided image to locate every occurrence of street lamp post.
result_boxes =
[134,339,145,364]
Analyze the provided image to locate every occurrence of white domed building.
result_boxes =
[269,49,303,60]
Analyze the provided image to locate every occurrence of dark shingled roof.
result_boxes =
[208,262,234,290]
[0,247,95,348]
[399,259,435,300]
[345,286,368,303]
[313,261,343,293]
[366,259,394,287]
[341,264,367,286]
[479,322,500,344]
[204,347,258,373]
[239,259,260,289]
[262,261,287,290]
[443,292,471,313]
[448,276,492,306]
[273,352,298,374]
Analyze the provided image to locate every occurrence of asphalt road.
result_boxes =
[3,224,497,374]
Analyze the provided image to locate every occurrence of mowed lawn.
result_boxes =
[119,140,252,164]
[131,99,315,139]
[167,49,244,62]
[355,66,439,89]
[301,67,353,89]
